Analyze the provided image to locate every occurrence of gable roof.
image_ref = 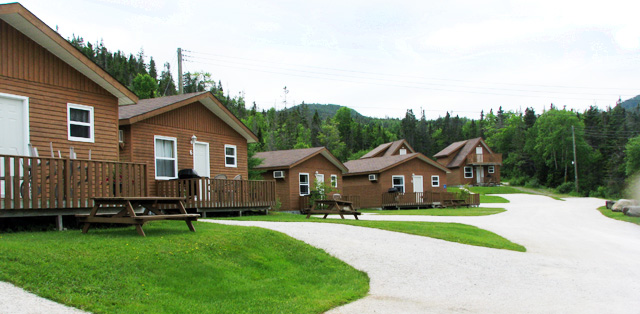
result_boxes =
[361,139,415,159]
[119,91,258,143]
[435,137,494,168]
[0,3,138,105]
[254,147,348,173]
[344,153,449,176]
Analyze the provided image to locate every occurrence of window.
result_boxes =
[225,145,237,167]
[392,175,405,193]
[431,175,440,187]
[154,136,177,179]
[299,173,310,196]
[331,174,338,188]
[67,103,94,142]
[399,148,407,155]
[488,166,495,174]
[464,166,473,178]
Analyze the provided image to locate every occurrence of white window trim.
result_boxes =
[464,166,473,178]
[0,92,30,155]
[67,103,95,143]
[399,148,407,155]
[488,166,495,174]
[299,172,310,196]
[392,175,405,193]
[193,141,210,178]
[431,175,440,187]
[224,144,237,168]
[154,135,178,180]
[330,174,338,188]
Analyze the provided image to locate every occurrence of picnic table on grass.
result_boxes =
[76,197,200,237]
[306,199,361,220]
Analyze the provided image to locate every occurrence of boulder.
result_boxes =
[605,200,615,209]
[623,206,640,217]
[611,199,638,212]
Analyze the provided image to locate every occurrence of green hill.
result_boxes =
[620,95,640,111]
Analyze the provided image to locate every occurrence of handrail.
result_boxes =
[156,178,276,209]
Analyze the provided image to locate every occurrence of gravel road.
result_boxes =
[3,194,639,313]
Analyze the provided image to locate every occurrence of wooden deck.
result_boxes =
[381,191,480,209]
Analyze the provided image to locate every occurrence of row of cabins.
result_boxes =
[0,3,502,221]
[255,138,501,211]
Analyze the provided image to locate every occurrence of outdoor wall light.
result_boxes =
[191,135,197,145]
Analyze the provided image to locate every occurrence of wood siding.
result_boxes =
[123,102,249,196]
[0,20,119,161]
[343,158,448,209]
[260,154,344,211]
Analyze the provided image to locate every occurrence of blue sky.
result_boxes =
[15,0,640,119]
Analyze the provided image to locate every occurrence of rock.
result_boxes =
[606,200,615,209]
[612,199,638,212]
[623,206,640,217]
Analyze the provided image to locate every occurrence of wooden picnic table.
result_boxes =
[76,197,200,237]
[306,199,361,220]
[442,198,468,208]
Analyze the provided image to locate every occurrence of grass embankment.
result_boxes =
[359,207,505,216]
[219,213,526,252]
[597,206,640,226]
[448,186,519,203]
[0,221,369,314]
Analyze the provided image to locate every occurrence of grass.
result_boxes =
[447,186,512,203]
[218,212,525,252]
[597,206,640,226]
[0,221,369,314]
[359,207,506,216]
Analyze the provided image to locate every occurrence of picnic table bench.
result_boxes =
[76,197,200,237]
[442,198,468,208]
[306,199,361,220]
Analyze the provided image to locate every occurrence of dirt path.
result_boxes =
[211,195,640,313]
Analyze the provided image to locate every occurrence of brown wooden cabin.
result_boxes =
[342,140,450,209]
[0,3,274,226]
[254,147,351,212]
[434,137,502,186]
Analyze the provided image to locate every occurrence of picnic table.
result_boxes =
[306,199,361,220]
[76,197,200,237]
[442,198,468,208]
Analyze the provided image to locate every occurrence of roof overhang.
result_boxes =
[345,154,450,176]
[119,92,258,143]
[0,3,138,105]
[256,148,348,173]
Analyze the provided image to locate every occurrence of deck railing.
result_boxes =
[299,194,361,212]
[381,191,480,208]
[0,154,147,210]
[466,153,502,165]
[156,178,276,209]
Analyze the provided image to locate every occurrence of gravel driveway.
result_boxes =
[3,194,639,313]
[211,194,640,313]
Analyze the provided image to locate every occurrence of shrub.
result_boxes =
[555,182,575,194]
[508,177,527,186]
[524,178,540,188]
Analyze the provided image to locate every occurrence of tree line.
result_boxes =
[68,36,640,198]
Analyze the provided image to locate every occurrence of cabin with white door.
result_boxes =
[434,137,502,186]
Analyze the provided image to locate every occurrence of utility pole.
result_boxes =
[177,47,183,95]
[572,125,579,193]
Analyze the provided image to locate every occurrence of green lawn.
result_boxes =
[359,207,505,216]
[218,213,525,252]
[447,187,511,203]
[597,206,640,226]
[0,221,369,314]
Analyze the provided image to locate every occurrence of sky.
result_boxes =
[13,0,640,119]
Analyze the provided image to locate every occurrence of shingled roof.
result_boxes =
[344,153,449,175]
[254,147,348,172]
[118,91,258,143]
[434,138,493,168]
[360,139,415,159]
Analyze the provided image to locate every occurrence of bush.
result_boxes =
[555,182,575,194]
[524,178,540,188]
[589,186,608,198]
[508,177,527,186]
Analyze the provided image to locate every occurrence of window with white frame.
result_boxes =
[399,148,407,155]
[464,166,473,178]
[224,145,237,167]
[488,166,495,174]
[392,175,405,193]
[67,103,94,142]
[330,174,338,188]
[299,173,310,196]
[431,175,440,187]
[154,136,177,179]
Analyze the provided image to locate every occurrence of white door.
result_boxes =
[412,175,423,202]
[315,173,324,191]
[476,146,483,162]
[0,94,29,197]
[476,166,484,184]
[193,142,210,177]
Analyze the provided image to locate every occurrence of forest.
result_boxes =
[68,36,640,198]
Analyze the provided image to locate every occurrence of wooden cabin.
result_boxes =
[342,140,450,209]
[434,137,502,186]
[254,147,348,211]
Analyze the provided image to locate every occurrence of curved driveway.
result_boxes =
[211,194,640,313]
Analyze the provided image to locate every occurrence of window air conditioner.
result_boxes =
[368,174,377,181]
[273,170,285,179]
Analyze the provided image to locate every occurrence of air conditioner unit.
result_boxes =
[368,174,377,181]
[273,170,285,179]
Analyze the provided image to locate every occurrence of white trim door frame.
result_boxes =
[412,175,423,202]
[193,141,210,178]
[0,92,30,156]
[476,166,484,184]
[0,93,29,198]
